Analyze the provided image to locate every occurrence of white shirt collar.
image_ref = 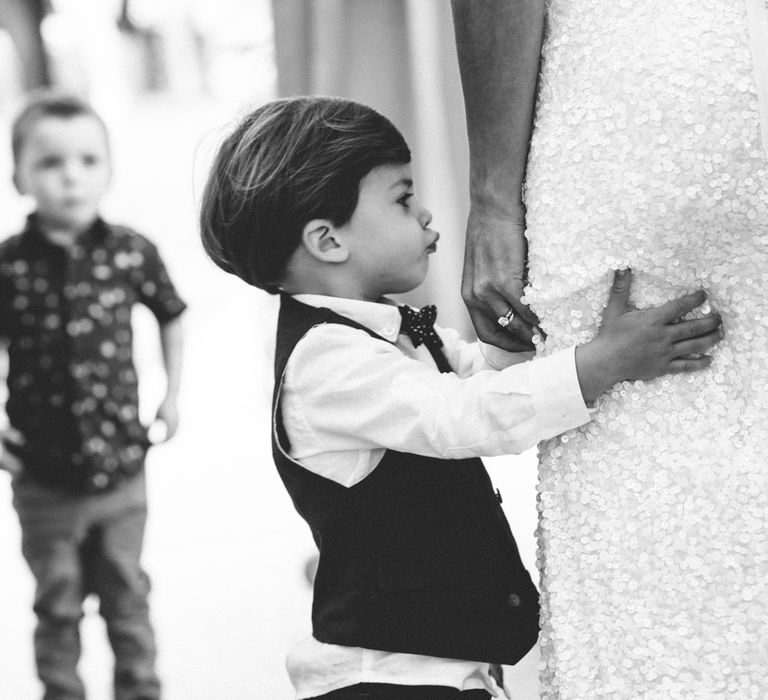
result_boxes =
[292,293,402,342]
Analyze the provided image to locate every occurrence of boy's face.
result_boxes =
[341,162,438,300]
[13,114,111,235]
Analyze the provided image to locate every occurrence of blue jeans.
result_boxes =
[12,472,160,700]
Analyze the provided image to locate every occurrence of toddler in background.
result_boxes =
[0,90,186,700]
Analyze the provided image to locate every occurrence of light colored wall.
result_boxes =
[271,0,473,336]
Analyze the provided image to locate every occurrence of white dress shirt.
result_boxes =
[279,293,592,699]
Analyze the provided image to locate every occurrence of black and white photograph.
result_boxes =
[0,1,766,698]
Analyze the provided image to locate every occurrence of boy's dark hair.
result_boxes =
[11,89,109,164]
[199,96,411,292]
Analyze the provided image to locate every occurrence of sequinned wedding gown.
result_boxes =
[523,1,768,697]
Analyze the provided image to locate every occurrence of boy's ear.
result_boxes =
[302,220,350,263]
[12,169,25,195]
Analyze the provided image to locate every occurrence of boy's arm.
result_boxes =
[284,326,587,462]
[154,316,184,442]
[451,0,545,350]
[438,326,532,378]
[285,272,722,464]
[129,233,186,442]
[0,425,24,476]
[0,341,23,476]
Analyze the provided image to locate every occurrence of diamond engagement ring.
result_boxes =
[497,308,515,328]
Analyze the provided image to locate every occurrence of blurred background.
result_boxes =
[0,1,538,697]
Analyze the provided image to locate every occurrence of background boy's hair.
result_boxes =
[199,95,411,293]
[11,89,109,165]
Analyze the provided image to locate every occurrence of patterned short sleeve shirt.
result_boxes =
[0,216,187,493]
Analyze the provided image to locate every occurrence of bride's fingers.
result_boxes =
[465,284,540,349]
[468,304,513,347]
[491,301,536,347]
[469,293,536,350]
[504,288,541,327]
[490,290,539,336]
[474,311,534,351]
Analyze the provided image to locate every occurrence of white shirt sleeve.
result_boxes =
[435,325,531,377]
[280,323,591,484]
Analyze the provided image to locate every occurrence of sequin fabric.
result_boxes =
[523,1,768,696]
[0,217,186,493]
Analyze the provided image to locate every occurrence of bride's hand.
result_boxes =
[462,203,541,352]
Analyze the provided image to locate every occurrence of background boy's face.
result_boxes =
[13,114,111,234]
[341,162,438,300]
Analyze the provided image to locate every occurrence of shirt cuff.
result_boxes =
[478,341,533,370]
[528,346,593,440]
[154,300,188,324]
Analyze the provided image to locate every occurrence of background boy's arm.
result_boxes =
[451,0,545,350]
[154,316,183,441]
[0,426,23,476]
[130,233,187,442]
[0,342,22,476]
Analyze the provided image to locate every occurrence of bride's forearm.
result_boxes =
[451,0,546,211]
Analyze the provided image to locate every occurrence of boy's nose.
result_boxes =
[62,160,82,182]
[419,206,433,229]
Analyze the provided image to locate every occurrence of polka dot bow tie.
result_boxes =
[398,304,443,350]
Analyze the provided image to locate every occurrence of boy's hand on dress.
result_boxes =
[0,426,24,476]
[576,269,723,404]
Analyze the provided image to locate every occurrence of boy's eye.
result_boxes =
[38,156,62,169]
[397,193,413,207]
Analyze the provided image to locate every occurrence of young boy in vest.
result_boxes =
[198,96,722,700]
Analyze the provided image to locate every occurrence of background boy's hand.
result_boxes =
[151,396,179,443]
[576,269,723,403]
[0,426,24,476]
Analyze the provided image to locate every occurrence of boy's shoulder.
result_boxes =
[100,220,156,251]
[0,229,29,264]
[279,295,394,336]
[277,295,404,363]
[96,220,171,268]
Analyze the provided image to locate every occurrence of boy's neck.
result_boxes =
[35,217,96,248]
[281,268,383,302]
[282,280,388,303]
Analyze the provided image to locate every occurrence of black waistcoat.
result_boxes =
[271,295,539,664]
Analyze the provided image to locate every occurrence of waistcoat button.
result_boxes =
[507,593,521,608]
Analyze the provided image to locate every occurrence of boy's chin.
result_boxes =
[41,211,98,234]
[392,271,429,295]
[365,270,428,300]
[381,283,424,299]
